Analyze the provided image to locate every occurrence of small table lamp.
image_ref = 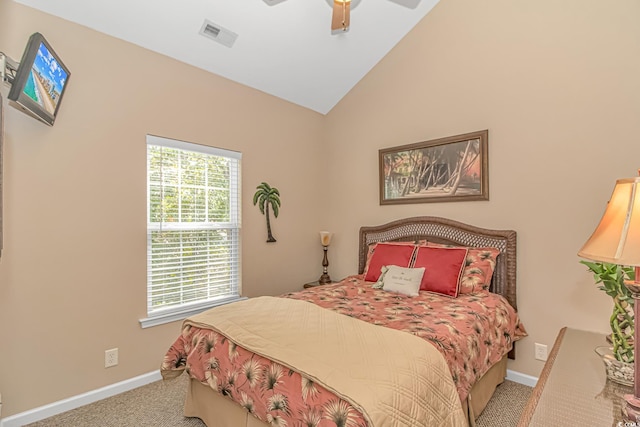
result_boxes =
[578,173,640,421]
[318,231,333,285]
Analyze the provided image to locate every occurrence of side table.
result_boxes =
[518,327,633,426]
[303,280,334,289]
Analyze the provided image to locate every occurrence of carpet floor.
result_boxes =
[25,374,532,426]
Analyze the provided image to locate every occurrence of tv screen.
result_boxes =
[8,32,70,126]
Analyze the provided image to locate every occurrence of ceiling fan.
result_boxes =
[328,0,420,33]
[264,0,421,35]
[331,0,354,33]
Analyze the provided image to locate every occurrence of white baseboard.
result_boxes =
[0,370,161,427]
[507,369,538,388]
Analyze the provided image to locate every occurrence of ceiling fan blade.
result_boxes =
[387,0,421,9]
[331,0,351,32]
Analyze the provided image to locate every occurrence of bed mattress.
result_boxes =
[162,276,526,426]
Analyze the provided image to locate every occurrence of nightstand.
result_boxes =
[303,280,333,289]
[518,327,633,426]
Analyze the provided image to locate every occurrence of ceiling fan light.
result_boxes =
[325,0,360,8]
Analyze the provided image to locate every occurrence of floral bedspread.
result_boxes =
[163,321,370,426]
[281,275,527,401]
[161,275,526,427]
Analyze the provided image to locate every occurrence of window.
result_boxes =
[140,135,243,328]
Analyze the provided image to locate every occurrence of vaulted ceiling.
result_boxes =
[12,0,440,114]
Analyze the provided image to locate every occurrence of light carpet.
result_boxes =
[25,374,532,426]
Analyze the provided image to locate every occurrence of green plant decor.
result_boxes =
[581,260,636,363]
[253,182,281,243]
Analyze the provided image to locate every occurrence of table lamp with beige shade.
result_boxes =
[318,231,333,285]
[578,172,640,421]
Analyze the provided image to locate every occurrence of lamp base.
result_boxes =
[318,273,332,285]
[623,272,640,422]
[319,244,331,285]
[623,394,640,422]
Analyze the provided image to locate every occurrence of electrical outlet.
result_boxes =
[105,348,119,368]
[534,343,548,361]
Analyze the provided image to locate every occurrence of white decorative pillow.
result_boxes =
[373,265,425,296]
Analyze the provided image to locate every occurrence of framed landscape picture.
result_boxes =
[0,93,3,256]
[379,130,488,205]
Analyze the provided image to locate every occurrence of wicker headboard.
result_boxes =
[358,216,517,312]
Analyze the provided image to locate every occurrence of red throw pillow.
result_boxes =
[363,243,417,282]
[426,242,500,294]
[412,246,468,297]
[363,240,427,275]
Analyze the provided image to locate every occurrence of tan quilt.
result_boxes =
[184,296,467,427]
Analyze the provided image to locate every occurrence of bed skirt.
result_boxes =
[183,355,507,427]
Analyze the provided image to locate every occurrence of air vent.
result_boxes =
[203,25,220,38]
[199,20,238,48]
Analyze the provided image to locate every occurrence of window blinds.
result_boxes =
[146,135,241,316]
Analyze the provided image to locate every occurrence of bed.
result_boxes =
[161,216,527,427]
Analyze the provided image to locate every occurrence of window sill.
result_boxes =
[139,296,248,329]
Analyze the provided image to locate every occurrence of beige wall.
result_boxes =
[2,0,640,419]
[0,0,327,417]
[324,0,640,378]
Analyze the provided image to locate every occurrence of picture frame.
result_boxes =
[0,93,3,256]
[379,130,488,205]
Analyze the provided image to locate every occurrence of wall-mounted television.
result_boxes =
[8,32,70,126]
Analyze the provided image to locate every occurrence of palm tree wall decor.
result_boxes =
[253,182,281,243]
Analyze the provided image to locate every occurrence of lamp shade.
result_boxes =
[578,177,640,266]
[319,231,333,246]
